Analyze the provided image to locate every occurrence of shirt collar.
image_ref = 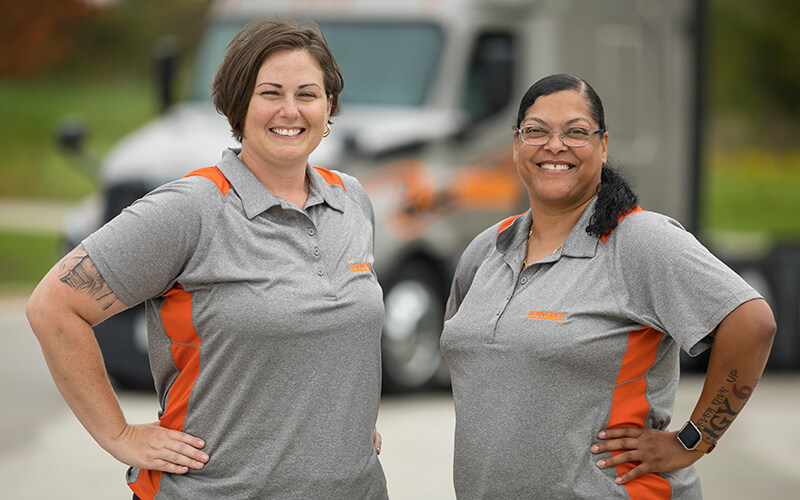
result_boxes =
[496,196,600,261]
[561,197,601,258]
[216,148,344,219]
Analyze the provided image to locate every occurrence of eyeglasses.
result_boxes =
[514,125,605,147]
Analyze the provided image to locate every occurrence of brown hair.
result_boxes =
[212,18,344,142]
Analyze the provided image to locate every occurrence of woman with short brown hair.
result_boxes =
[28,18,388,499]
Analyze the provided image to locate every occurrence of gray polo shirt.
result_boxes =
[441,198,760,499]
[84,149,388,499]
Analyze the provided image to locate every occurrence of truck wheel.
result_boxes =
[381,261,449,392]
[94,304,154,391]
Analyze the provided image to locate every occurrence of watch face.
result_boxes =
[678,421,702,450]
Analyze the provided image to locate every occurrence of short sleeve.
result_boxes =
[607,211,762,356]
[82,176,224,307]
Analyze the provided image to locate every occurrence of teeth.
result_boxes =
[272,128,302,137]
[540,163,571,171]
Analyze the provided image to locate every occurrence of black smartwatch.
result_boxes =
[677,421,715,453]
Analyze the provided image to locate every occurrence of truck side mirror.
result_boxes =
[57,117,87,153]
[55,116,100,178]
[154,35,180,113]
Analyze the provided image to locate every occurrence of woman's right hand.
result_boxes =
[105,422,209,473]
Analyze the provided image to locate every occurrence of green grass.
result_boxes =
[2,75,799,285]
[0,231,61,285]
[0,76,157,200]
[0,75,159,285]
[702,149,800,240]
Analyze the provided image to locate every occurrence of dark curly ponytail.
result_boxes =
[586,164,639,238]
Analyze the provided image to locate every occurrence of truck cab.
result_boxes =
[61,0,702,390]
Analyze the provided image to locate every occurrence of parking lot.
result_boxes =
[2,293,799,499]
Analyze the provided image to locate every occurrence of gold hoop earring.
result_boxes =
[322,123,331,138]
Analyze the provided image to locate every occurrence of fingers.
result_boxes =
[372,427,382,455]
[162,436,210,471]
[598,427,642,440]
[611,463,648,484]
[109,423,209,474]
[165,428,209,463]
[590,427,642,455]
[589,428,701,485]
[153,428,209,472]
[591,437,649,485]
[594,449,639,469]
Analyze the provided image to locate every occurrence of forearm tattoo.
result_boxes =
[696,369,758,445]
[58,246,118,311]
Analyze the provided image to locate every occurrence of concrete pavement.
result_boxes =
[0,198,74,235]
[2,293,799,499]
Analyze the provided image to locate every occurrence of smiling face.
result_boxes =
[241,49,332,171]
[513,90,608,210]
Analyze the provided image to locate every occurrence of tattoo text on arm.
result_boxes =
[696,369,758,444]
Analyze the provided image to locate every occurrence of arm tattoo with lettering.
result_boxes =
[58,247,118,311]
[695,369,759,445]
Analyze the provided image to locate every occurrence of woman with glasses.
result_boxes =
[441,73,775,499]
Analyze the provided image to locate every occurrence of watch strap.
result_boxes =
[694,438,716,454]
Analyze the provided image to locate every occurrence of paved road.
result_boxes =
[2,293,799,499]
[0,198,74,235]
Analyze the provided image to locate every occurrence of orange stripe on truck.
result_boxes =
[448,148,520,212]
[130,285,202,500]
[606,325,671,499]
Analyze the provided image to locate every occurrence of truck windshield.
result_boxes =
[192,21,443,107]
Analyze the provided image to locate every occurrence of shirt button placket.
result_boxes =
[491,264,527,342]
[307,226,328,282]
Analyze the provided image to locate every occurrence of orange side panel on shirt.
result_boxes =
[607,325,671,499]
[130,285,202,500]
[313,166,345,190]
[184,166,233,195]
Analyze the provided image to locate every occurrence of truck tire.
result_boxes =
[381,260,450,392]
[94,304,154,390]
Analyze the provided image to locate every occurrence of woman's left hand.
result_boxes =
[372,427,382,455]
[590,427,702,484]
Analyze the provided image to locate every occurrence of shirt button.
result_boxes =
[307,228,316,236]
[313,247,321,256]
[521,277,528,284]
[317,268,325,276]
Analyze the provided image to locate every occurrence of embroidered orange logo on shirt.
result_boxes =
[527,311,567,321]
[349,263,372,273]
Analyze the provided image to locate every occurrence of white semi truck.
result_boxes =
[61,0,715,391]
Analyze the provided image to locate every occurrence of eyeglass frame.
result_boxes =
[514,125,606,147]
